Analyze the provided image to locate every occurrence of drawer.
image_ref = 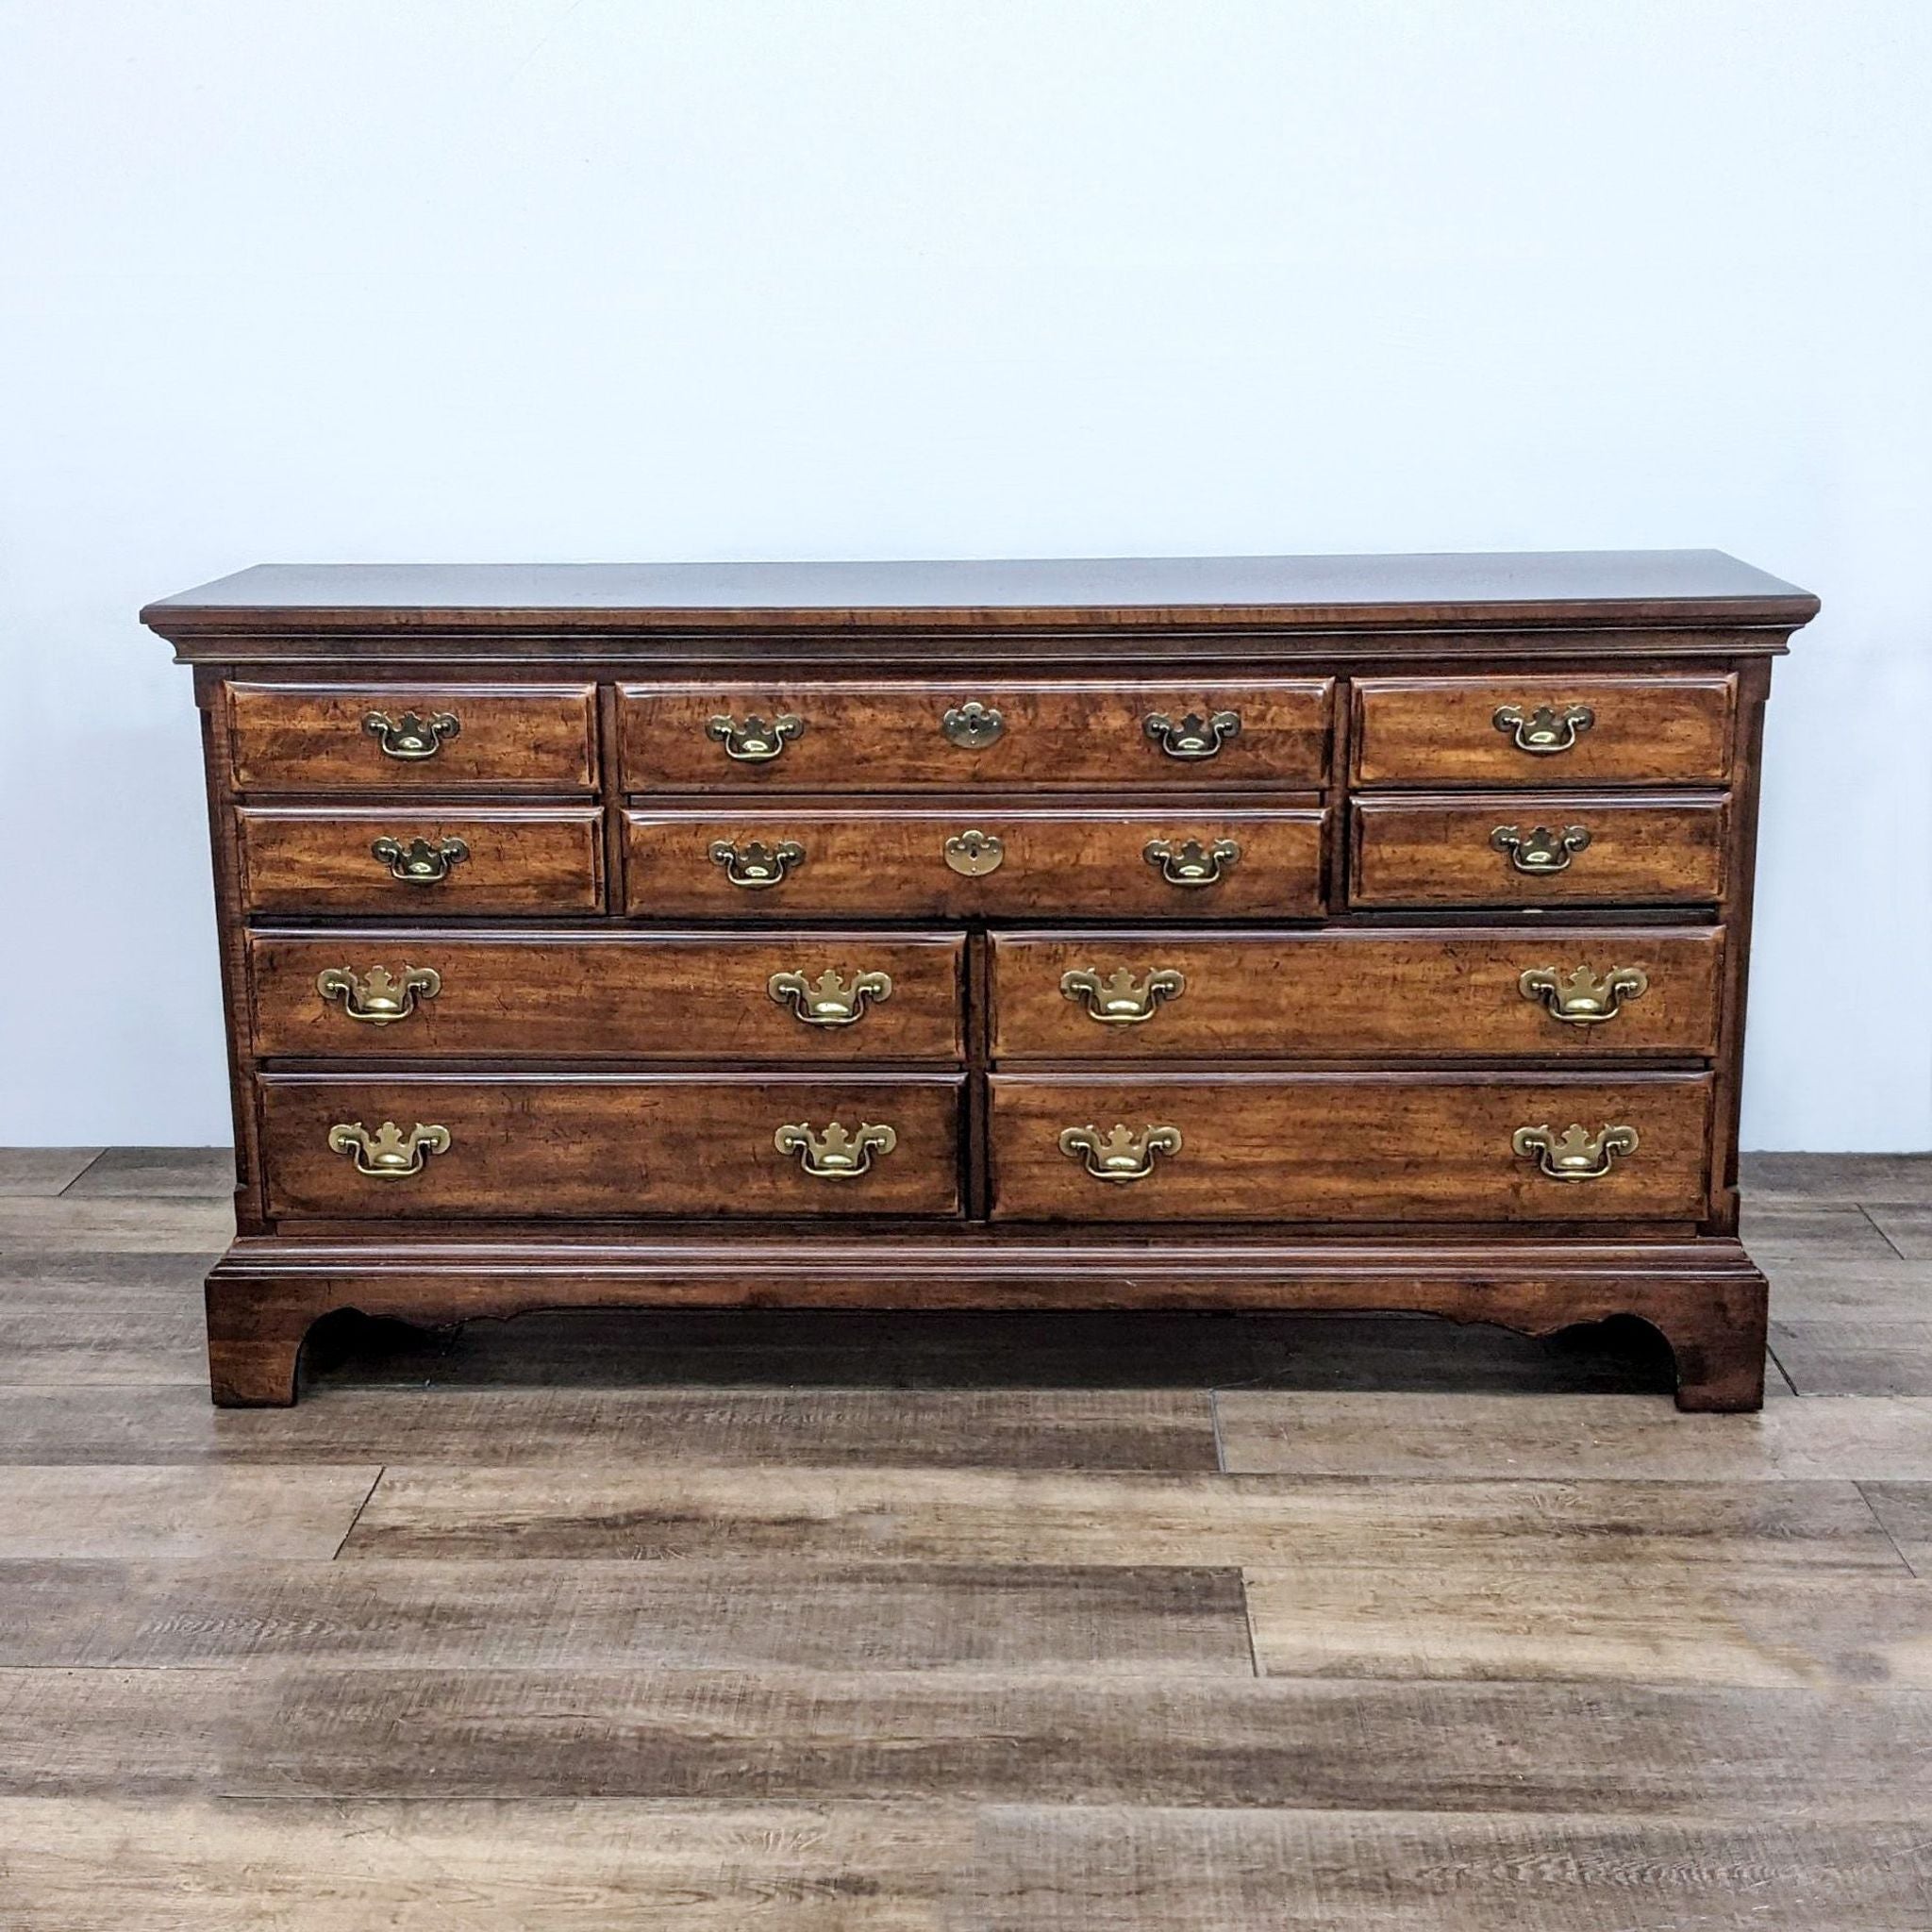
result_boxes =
[250,930,966,1061]
[237,808,605,915]
[625,805,1326,919]
[991,927,1724,1060]
[989,1073,1713,1223]
[259,1074,963,1219]
[619,679,1332,791]
[1352,675,1735,787]
[1349,794,1726,908]
[225,683,598,792]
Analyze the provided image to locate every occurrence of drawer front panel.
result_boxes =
[990,1074,1712,1223]
[991,927,1724,1060]
[225,684,598,793]
[1353,675,1735,787]
[250,931,966,1061]
[260,1075,963,1219]
[237,808,605,915]
[1350,795,1726,908]
[625,806,1326,919]
[620,680,1332,791]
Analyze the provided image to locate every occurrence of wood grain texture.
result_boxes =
[1740,1154,1932,1206]
[58,1146,233,1198]
[988,1072,1713,1223]
[0,1303,206,1382]
[1866,1207,1932,1258]
[1773,1322,1932,1397]
[0,1150,101,1197]
[1241,1559,1932,1687]
[257,1074,964,1219]
[0,1799,971,1931]
[991,926,1725,1061]
[0,1466,379,1558]
[223,682,598,793]
[0,1197,231,1253]
[1352,673,1736,787]
[620,678,1332,791]
[1216,1391,1932,1480]
[624,805,1326,919]
[249,930,967,1062]
[338,1466,1898,1570]
[0,1560,1252,1674]
[237,806,605,913]
[3,1667,1926,1811]
[1350,793,1729,908]
[1862,1485,1932,1574]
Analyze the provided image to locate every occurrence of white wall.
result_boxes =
[2,0,1926,1148]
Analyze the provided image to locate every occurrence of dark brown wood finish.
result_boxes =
[145,553,1812,1407]
[620,679,1332,791]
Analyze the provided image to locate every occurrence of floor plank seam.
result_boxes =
[50,1153,109,1199]
[332,1467,387,1560]
[1854,1480,1923,1577]
[1857,1203,1909,1260]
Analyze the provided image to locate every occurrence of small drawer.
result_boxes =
[989,1073,1713,1223]
[224,683,598,793]
[1351,675,1735,788]
[258,1074,963,1219]
[237,808,605,915]
[625,805,1326,920]
[1349,794,1726,908]
[250,930,966,1061]
[619,679,1333,791]
[991,926,1724,1061]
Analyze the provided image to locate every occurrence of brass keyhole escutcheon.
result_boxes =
[1511,1122,1639,1181]
[1060,967,1187,1024]
[1518,964,1649,1025]
[709,838,806,889]
[326,1120,451,1179]
[1058,1122,1183,1183]
[1493,703,1595,755]
[363,709,459,760]
[943,829,1005,876]
[371,835,469,885]
[941,701,1005,749]
[707,712,803,762]
[1491,824,1590,874]
[774,1120,897,1178]
[315,964,441,1024]
[767,968,893,1026]
[1144,709,1241,759]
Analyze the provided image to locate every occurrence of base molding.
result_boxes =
[203,1233,1769,1412]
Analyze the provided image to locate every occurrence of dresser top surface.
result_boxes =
[145,551,1817,642]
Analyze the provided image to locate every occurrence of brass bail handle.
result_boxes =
[316,964,441,1024]
[372,835,469,884]
[1059,967,1186,1024]
[709,838,805,888]
[1493,703,1594,755]
[774,1120,897,1178]
[708,712,803,762]
[1512,1122,1639,1181]
[1058,1122,1183,1182]
[1491,824,1589,874]
[767,968,892,1026]
[1518,964,1648,1025]
[363,709,459,759]
[1144,838,1240,887]
[1144,709,1241,759]
[326,1120,451,1179]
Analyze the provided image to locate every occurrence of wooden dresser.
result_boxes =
[145,553,1816,1408]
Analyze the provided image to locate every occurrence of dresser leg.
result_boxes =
[1650,1272,1771,1412]
[205,1275,333,1407]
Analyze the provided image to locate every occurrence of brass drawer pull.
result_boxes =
[1144,709,1240,759]
[1059,1122,1182,1183]
[1519,964,1649,1025]
[707,712,803,762]
[1512,1122,1639,1181]
[774,1120,897,1178]
[1491,824,1589,874]
[709,838,805,889]
[943,829,1005,876]
[1144,837,1240,887]
[1494,703,1594,755]
[1060,967,1186,1024]
[941,701,1005,749]
[326,1120,451,1179]
[768,968,892,1026]
[363,709,459,760]
[372,835,469,884]
[315,964,441,1024]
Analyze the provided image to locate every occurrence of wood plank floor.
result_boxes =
[0,1149,1927,1927]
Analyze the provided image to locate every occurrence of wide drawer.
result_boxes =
[237,808,605,914]
[1349,794,1727,908]
[224,683,598,793]
[1352,675,1735,787]
[991,927,1724,1060]
[989,1073,1713,1222]
[619,679,1333,791]
[259,1074,963,1218]
[625,805,1326,918]
[250,930,966,1060]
